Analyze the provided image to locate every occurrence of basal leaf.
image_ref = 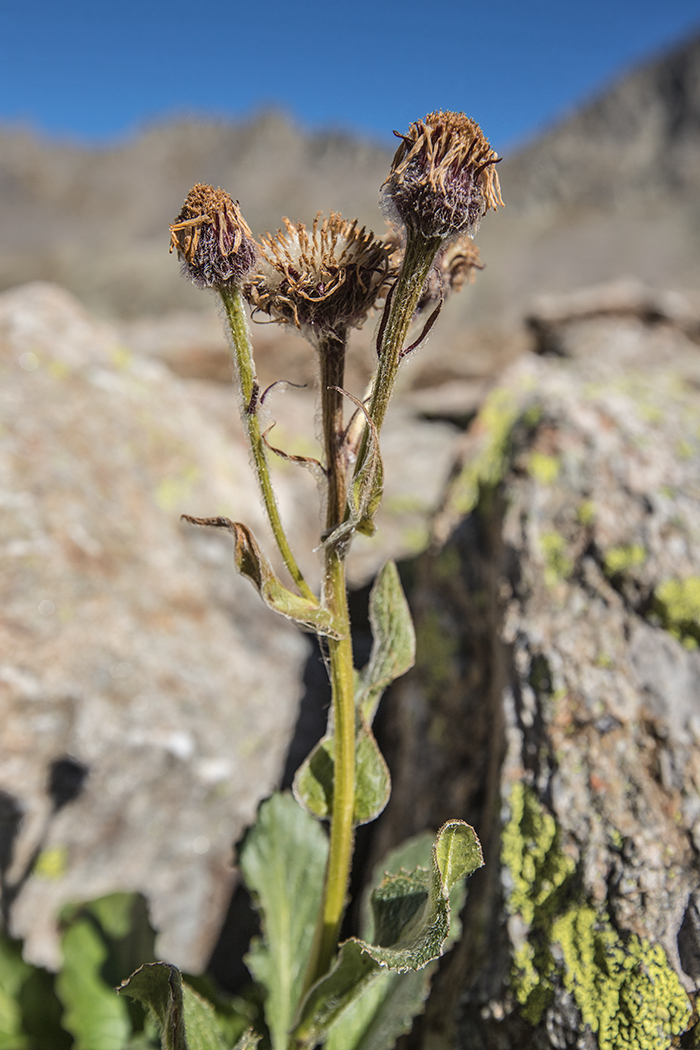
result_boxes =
[181,517,342,639]
[119,962,232,1050]
[58,919,131,1050]
[356,562,415,725]
[291,941,380,1048]
[0,935,31,1050]
[324,966,431,1050]
[294,823,483,1049]
[292,716,390,826]
[238,793,328,1050]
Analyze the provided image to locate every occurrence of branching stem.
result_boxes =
[219,286,316,603]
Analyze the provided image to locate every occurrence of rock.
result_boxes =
[0,282,310,971]
[370,289,700,1047]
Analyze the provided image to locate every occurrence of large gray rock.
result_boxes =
[0,282,310,971]
[370,288,700,1048]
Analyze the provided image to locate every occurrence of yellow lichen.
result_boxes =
[34,845,68,880]
[654,576,700,648]
[603,545,646,576]
[576,500,596,526]
[528,451,560,485]
[446,387,521,517]
[501,786,691,1044]
[540,532,573,586]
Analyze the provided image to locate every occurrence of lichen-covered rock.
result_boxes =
[373,292,700,1048]
[0,282,309,972]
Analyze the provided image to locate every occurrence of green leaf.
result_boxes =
[355,561,415,725]
[0,935,31,1050]
[238,793,328,1050]
[292,941,381,1048]
[324,403,383,551]
[57,919,131,1050]
[292,715,390,826]
[294,822,483,1048]
[119,962,233,1050]
[181,517,342,639]
[325,967,431,1050]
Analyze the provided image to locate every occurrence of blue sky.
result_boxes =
[1,0,699,152]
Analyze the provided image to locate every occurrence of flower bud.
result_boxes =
[243,213,394,344]
[170,184,257,288]
[382,111,503,241]
[417,234,484,315]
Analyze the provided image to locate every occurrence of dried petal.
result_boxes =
[170,184,257,288]
[244,213,395,343]
[382,111,503,241]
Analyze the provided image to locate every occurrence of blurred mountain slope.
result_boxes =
[0,30,698,322]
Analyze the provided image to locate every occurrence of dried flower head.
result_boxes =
[170,184,257,288]
[244,213,394,342]
[382,111,503,241]
[416,234,484,315]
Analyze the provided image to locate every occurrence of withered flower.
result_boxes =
[382,111,503,241]
[170,184,257,288]
[416,234,484,315]
[244,213,394,344]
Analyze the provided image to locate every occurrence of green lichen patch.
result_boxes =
[603,545,646,577]
[501,786,691,1043]
[552,908,690,1050]
[540,532,574,587]
[577,500,596,526]
[445,387,522,517]
[502,783,576,1023]
[653,577,700,649]
[528,451,560,485]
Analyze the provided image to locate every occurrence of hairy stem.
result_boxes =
[219,286,315,603]
[354,231,442,476]
[299,329,356,999]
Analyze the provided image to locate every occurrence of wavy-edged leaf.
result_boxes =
[181,517,342,639]
[119,962,233,1050]
[292,715,390,826]
[238,793,328,1050]
[355,820,482,972]
[294,822,483,1048]
[356,561,415,725]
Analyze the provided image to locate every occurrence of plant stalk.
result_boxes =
[219,286,316,603]
[299,329,356,999]
[354,231,443,477]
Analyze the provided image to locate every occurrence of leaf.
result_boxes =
[181,517,342,639]
[355,561,415,725]
[292,941,381,1048]
[0,935,30,1050]
[231,1031,261,1050]
[57,919,131,1050]
[292,715,390,826]
[238,793,328,1050]
[324,399,383,551]
[119,962,232,1050]
[293,822,483,1048]
[324,967,431,1050]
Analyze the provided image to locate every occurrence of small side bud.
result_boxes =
[170,184,257,289]
[243,213,395,345]
[417,234,484,316]
[381,111,503,241]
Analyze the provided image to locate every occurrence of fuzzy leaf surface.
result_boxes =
[239,793,328,1050]
[324,406,382,550]
[292,716,390,826]
[119,962,232,1050]
[295,822,482,1047]
[181,517,342,638]
[355,561,415,725]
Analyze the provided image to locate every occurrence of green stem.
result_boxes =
[354,231,443,477]
[299,328,356,999]
[219,286,316,603]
